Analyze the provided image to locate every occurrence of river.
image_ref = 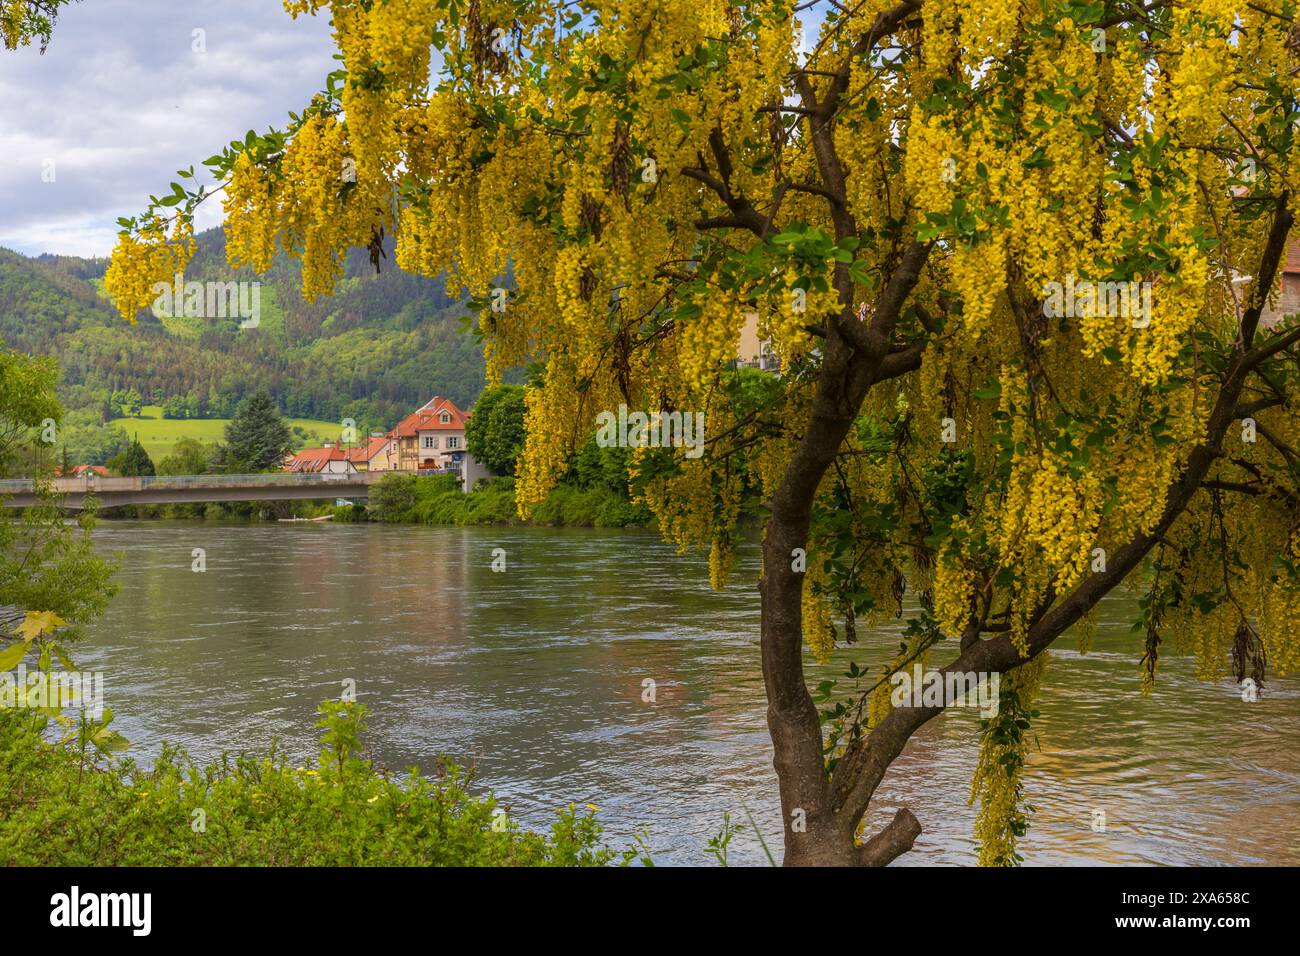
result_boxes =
[77,520,1300,866]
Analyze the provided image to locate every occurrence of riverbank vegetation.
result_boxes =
[359,472,652,528]
[0,342,118,636]
[0,700,632,866]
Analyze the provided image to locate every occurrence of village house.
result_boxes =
[284,443,358,474]
[281,396,491,488]
[346,434,396,472]
[736,312,780,372]
[1260,241,1300,329]
[390,396,470,471]
[59,464,110,478]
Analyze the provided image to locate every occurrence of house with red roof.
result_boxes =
[280,396,487,485]
[284,443,358,475]
[59,464,109,478]
[389,396,470,471]
[345,435,397,472]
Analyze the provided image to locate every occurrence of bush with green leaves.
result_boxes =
[367,472,419,522]
[368,472,651,528]
[0,698,644,866]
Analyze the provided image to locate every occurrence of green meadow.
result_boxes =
[110,406,343,463]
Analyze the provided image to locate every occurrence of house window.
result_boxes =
[447,436,459,449]
[422,436,438,449]
[440,412,450,423]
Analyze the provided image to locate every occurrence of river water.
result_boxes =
[78,520,1300,866]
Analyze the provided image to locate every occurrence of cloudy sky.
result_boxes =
[0,0,337,257]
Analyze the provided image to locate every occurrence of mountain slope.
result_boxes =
[0,230,492,434]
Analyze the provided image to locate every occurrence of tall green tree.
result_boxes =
[109,437,155,477]
[220,390,292,472]
[465,384,526,477]
[157,437,213,476]
[0,343,60,478]
[0,338,116,643]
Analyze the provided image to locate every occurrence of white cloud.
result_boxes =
[0,0,336,257]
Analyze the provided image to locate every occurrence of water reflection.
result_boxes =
[80,521,1300,866]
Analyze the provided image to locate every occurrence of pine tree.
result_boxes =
[111,436,154,477]
[221,390,292,472]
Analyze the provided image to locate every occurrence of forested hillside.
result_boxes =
[0,228,490,441]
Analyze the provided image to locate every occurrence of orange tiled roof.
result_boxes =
[390,396,469,437]
[345,436,391,463]
[286,446,350,473]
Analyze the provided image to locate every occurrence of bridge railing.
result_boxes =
[0,471,383,496]
[139,472,376,489]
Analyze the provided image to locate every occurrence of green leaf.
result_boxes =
[51,643,76,672]
[92,730,130,753]
[0,642,28,671]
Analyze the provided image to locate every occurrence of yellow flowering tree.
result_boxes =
[106,0,1300,866]
[1,0,77,52]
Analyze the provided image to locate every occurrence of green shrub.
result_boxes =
[593,492,653,528]
[359,474,651,528]
[0,701,643,866]
[368,473,418,522]
[332,503,368,522]
[458,482,519,524]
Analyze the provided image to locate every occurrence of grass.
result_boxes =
[153,285,287,343]
[111,406,343,462]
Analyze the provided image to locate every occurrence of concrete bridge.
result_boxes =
[0,471,396,510]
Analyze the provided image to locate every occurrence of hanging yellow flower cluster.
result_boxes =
[1262,529,1300,676]
[103,218,195,323]
[970,653,1048,866]
[800,550,837,665]
[934,515,980,639]
[224,153,279,274]
[0,0,32,49]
